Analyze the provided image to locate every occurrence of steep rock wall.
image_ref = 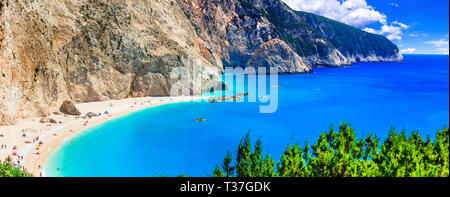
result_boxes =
[0,0,222,125]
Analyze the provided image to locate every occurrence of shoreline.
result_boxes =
[0,96,204,177]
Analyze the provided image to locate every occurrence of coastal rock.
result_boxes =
[237,93,250,97]
[346,52,405,63]
[247,39,312,74]
[39,117,56,123]
[22,128,38,133]
[0,112,15,126]
[208,99,218,103]
[60,101,81,116]
[84,112,97,119]
[39,118,50,123]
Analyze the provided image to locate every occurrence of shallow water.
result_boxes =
[46,55,449,177]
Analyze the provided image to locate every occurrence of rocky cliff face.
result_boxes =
[0,0,222,125]
[247,39,312,74]
[0,0,404,125]
[179,0,402,68]
[179,0,350,69]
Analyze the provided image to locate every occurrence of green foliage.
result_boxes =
[213,122,449,177]
[0,161,32,177]
[214,130,276,177]
[278,144,309,177]
[222,151,235,177]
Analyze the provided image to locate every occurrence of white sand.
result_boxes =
[0,96,203,177]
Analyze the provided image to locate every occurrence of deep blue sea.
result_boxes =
[46,55,449,177]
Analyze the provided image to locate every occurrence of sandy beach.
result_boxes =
[0,96,203,177]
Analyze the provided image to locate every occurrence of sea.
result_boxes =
[46,55,449,177]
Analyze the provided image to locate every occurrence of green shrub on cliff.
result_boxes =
[213,122,449,177]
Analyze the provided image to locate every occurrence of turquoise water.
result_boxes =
[46,55,449,177]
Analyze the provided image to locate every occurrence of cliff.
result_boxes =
[247,39,312,74]
[1,0,404,125]
[179,0,402,67]
[180,0,350,69]
[0,0,222,125]
[296,11,404,63]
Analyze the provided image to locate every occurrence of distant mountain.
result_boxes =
[180,0,403,69]
[296,11,403,63]
[181,0,350,69]
[0,0,403,125]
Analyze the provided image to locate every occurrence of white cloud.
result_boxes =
[400,48,417,54]
[380,24,403,40]
[409,33,428,37]
[392,21,409,30]
[425,39,449,47]
[425,38,450,54]
[435,48,449,54]
[390,3,399,7]
[282,0,386,27]
[363,27,378,34]
[363,22,409,40]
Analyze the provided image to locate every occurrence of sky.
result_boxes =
[281,0,449,54]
